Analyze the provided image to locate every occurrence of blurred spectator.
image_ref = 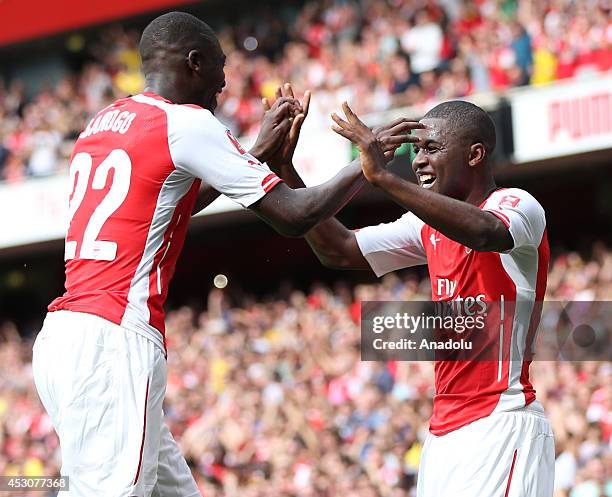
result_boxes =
[510,21,533,85]
[400,11,444,75]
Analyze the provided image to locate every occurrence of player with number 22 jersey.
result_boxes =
[31,12,418,497]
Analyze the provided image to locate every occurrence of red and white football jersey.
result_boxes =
[355,188,549,435]
[49,92,282,351]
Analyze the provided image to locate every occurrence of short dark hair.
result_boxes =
[139,12,218,69]
[423,100,497,155]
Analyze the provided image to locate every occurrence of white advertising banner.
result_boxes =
[0,175,70,249]
[511,73,612,162]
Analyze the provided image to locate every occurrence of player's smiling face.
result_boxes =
[412,118,472,200]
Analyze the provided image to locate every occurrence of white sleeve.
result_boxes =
[168,107,281,208]
[482,188,546,250]
[354,212,427,277]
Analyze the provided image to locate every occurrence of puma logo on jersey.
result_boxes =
[430,234,441,249]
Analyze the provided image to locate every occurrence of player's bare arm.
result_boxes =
[267,156,368,268]
[332,103,514,253]
[249,166,365,238]
[255,85,368,265]
[256,86,417,261]
[191,183,221,215]
[261,89,422,267]
[300,114,424,270]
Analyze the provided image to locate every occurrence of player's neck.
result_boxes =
[465,177,498,207]
[144,75,187,105]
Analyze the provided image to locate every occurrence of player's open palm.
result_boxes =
[331,102,386,182]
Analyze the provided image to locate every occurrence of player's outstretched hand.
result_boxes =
[262,83,311,173]
[331,102,423,183]
[331,102,420,183]
[250,92,303,164]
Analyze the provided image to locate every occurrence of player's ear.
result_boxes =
[186,50,201,73]
[468,142,486,167]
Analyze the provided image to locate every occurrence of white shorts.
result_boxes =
[417,401,555,497]
[32,311,200,497]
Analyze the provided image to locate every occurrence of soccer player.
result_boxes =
[271,100,554,496]
[31,12,416,497]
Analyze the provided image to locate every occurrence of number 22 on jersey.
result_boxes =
[65,149,131,261]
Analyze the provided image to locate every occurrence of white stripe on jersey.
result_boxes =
[498,295,504,382]
[262,176,278,191]
[492,243,541,413]
[121,168,195,350]
[156,213,180,295]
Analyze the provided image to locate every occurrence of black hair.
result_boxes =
[139,12,219,71]
[423,100,497,155]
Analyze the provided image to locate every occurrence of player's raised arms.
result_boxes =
[262,85,425,269]
[191,85,421,240]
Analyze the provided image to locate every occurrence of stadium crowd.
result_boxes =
[1,0,612,181]
[0,244,610,497]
